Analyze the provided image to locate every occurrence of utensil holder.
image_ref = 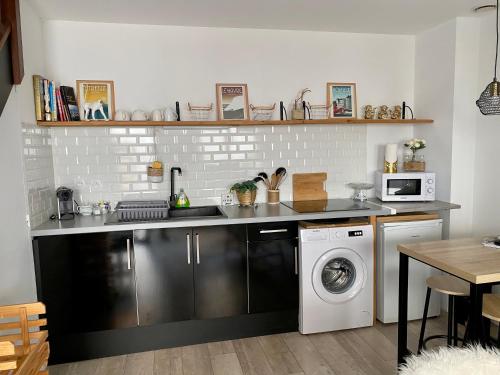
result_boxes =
[147,167,164,183]
[236,190,256,206]
[267,190,280,204]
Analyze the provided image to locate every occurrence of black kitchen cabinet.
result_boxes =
[193,225,247,319]
[33,231,137,335]
[248,222,299,313]
[133,228,194,325]
[133,225,247,326]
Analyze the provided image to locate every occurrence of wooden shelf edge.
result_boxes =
[37,118,434,127]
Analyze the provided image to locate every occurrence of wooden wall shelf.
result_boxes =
[37,118,433,127]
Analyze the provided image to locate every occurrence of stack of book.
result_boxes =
[33,75,80,121]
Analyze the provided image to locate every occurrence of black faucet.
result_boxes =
[170,167,182,205]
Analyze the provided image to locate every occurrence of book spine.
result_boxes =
[56,88,64,121]
[60,87,71,121]
[32,75,42,121]
[50,81,57,121]
[43,79,51,121]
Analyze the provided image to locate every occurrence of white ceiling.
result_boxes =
[29,0,491,35]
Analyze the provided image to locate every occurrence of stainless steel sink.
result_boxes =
[168,206,225,219]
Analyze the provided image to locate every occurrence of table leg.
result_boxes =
[398,252,409,365]
[468,283,492,345]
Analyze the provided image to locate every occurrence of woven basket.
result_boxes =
[403,161,425,172]
[236,190,257,206]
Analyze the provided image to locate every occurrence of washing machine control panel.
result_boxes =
[329,227,369,240]
[348,230,364,237]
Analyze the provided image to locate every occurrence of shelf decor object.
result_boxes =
[216,83,249,120]
[76,80,115,121]
[476,0,500,115]
[249,103,276,120]
[187,103,213,120]
[384,143,398,173]
[327,82,357,118]
[308,103,331,120]
[403,138,426,172]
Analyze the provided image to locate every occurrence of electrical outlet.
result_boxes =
[221,192,234,206]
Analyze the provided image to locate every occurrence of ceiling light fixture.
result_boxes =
[476,0,500,115]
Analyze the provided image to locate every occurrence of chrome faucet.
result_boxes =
[170,167,182,205]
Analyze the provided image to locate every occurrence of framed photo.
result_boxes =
[327,82,357,118]
[216,83,249,121]
[76,80,115,121]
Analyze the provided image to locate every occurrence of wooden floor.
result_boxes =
[49,316,451,375]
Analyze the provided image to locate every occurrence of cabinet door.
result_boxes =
[134,228,194,325]
[248,239,299,313]
[193,225,247,319]
[33,231,137,335]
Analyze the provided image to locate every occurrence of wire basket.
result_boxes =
[115,200,169,222]
[308,103,331,120]
[250,104,276,121]
[187,103,213,121]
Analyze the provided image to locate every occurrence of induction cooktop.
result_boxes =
[281,199,371,213]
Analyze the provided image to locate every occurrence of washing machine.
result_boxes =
[299,224,373,334]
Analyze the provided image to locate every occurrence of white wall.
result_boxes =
[414,18,480,238]
[0,0,45,304]
[40,21,416,204]
[473,13,500,236]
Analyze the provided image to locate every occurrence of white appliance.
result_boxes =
[375,171,436,202]
[299,224,373,334]
[377,219,442,323]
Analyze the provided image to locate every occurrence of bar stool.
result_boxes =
[482,294,500,347]
[418,275,469,353]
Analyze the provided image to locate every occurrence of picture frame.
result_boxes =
[76,80,115,121]
[216,83,249,121]
[326,82,357,119]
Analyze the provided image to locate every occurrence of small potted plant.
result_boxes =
[231,180,257,206]
[403,138,426,171]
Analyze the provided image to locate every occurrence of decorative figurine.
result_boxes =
[363,105,375,119]
[377,105,390,120]
[83,100,108,121]
[391,105,402,119]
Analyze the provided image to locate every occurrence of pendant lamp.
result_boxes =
[477,0,500,115]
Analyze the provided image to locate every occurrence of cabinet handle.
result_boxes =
[196,233,200,264]
[294,246,298,275]
[126,239,131,270]
[259,229,288,234]
[186,234,191,264]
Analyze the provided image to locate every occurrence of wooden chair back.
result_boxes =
[0,302,49,374]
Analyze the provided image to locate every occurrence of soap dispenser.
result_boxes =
[175,188,190,208]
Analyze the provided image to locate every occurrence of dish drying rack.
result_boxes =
[250,103,276,120]
[115,200,170,221]
[187,103,213,121]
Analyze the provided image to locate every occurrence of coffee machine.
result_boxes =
[56,187,75,220]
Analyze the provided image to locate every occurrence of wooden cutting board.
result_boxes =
[292,172,327,201]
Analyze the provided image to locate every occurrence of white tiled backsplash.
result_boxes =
[50,124,367,208]
[22,123,56,227]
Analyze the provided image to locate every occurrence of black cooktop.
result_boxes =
[281,199,371,213]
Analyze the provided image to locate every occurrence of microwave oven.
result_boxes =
[375,171,435,201]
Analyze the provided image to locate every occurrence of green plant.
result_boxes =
[230,180,257,193]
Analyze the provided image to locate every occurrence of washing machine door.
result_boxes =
[312,247,367,304]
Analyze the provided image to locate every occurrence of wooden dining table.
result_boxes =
[396,238,500,365]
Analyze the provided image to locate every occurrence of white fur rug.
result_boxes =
[399,345,500,374]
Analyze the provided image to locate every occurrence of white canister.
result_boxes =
[114,110,130,121]
[164,107,178,121]
[131,110,149,121]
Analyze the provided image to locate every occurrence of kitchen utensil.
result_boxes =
[292,172,327,201]
[275,167,287,189]
[258,172,271,188]
[271,173,278,190]
[115,200,169,222]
